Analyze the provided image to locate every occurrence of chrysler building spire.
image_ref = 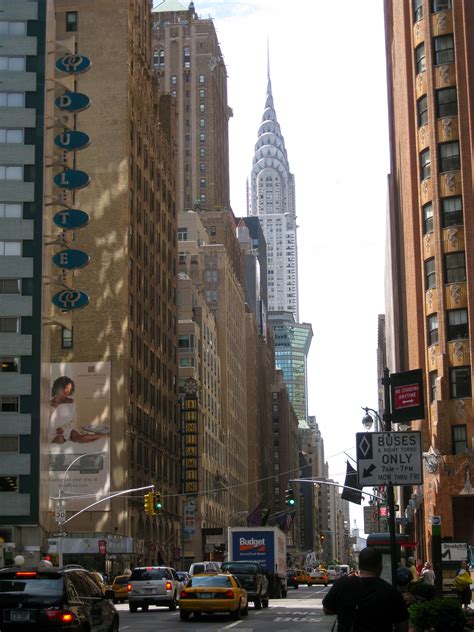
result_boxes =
[248,61,298,319]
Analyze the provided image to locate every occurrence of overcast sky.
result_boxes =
[197,0,391,534]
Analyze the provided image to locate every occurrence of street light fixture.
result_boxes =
[361,407,382,431]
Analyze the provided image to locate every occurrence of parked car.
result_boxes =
[286,569,299,589]
[308,569,329,586]
[188,561,221,576]
[0,565,118,631]
[111,574,130,603]
[127,566,181,612]
[221,561,269,609]
[178,573,248,621]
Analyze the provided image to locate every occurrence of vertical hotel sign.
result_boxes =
[181,379,199,495]
[51,54,92,311]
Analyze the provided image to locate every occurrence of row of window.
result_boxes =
[414,0,452,22]
[0,21,26,36]
[420,141,460,179]
[430,366,471,401]
[423,196,462,233]
[416,35,454,74]
[0,92,24,107]
[427,308,468,345]
[425,251,465,288]
[417,87,457,126]
[0,241,21,256]
[0,129,23,143]
[153,47,192,70]
[0,166,23,181]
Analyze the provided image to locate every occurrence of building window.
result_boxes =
[432,0,452,12]
[447,309,468,340]
[436,87,457,117]
[184,47,191,69]
[178,334,194,349]
[200,163,206,173]
[0,166,22,180]
[0,436,18,451]
[420,148,431,180]
[177,228,188,241]
[0,22,26,36]
[425,258,436,289]
[417,95,428,126]
[199,74,205,83]
[0,203,21,218]
[450,366,471,398]
[199,133,205,142]
[0,396,19,412]
[0,57,25,71]
[153,50,159,67]
[199,118,205,129]
[0,318,19,333]
[61,327,73,349]
[171,75,177,85]
[0,129,23,143]
[1,357,19,372]
[427,314,439,345]
[415,43,426,74]
[0,241,21,256]
[200,193,206,203]
[413,0,423,21]
[439,141,460,172]
[442,196,463,227]
[0,477,18,492]
[452,425,467,454]
[200,178,206,188]
[434,35,454,65]
[0,93,25,107]
[429,371,437,402]
[66,11,77,31]
[199,88,205,98]
[0,279,20,293]
[205,270,217,282]
[210,226,216,236]
[200,148,206,158]
[445,251,466,283]
[423,203,433,234]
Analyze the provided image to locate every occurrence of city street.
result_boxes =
[115,585,334,631]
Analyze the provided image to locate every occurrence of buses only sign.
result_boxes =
[356,432,423,487]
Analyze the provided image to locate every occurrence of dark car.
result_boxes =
[286,569,299,589]
[0,566,118,631]
[220,561,269,609]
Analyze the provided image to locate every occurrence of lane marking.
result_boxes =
[223,621,243,629]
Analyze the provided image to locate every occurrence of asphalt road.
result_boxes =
[115,584,335,631]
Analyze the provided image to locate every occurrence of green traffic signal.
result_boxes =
[285,487,296,506]
[153,492,162,512]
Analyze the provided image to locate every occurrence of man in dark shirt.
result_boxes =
[322,547,409,632]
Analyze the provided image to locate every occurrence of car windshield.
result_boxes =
[114,576,129,585]
[188,576,232,588]
[221,563,258,574]
[191,564,205,574]
[130,569,171,581]
[0,576,63,596]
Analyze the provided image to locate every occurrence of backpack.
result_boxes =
[396,566,411,587]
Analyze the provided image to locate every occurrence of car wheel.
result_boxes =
[254,598,262,609]
[108,617,119,632]
[242,604,249,616]
[180,610,190,621]
[230,602,241,620]
[142,604,149,612]
[129,603,137,613]
[169,597,177,611]
[262,596,269,608]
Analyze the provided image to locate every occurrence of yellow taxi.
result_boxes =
[294,569,309,585]
[178,573,248,621]
[112,574,130,603]
[308,569,329,586]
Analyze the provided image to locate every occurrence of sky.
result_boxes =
[197,0,391,534]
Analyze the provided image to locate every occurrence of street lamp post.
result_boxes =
[362,369,398,587]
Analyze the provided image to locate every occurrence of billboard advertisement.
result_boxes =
[48,362,111,511]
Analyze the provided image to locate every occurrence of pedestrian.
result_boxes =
[454,560,472,610]
[396,562,412,593]
[322,547,409,632]
[421,561,435,586]
[406,557,419,583]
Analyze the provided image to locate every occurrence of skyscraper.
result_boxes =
[248,63,298,319]
[384,0,474,555]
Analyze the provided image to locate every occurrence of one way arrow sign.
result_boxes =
[356,432,423,487]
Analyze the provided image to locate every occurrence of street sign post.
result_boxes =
[363,506,379,534]
[55,506,66,525]
[356,432,423,486]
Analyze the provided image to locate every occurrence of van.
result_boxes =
[189,561,221,575]
[335,564,350,578]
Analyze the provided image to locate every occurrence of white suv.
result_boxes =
[128,566,182,612]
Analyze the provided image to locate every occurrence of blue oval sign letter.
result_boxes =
[52,249,90,270]
[53,209,90,231]
[55,92,91,113]
[53,169,90,191]
[54,130,90,152]
[52,290,90,311]
[56,54,91,75]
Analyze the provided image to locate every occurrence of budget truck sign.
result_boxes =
[356,432,423,487]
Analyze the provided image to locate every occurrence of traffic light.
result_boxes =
[144,492,154,515]
[285,487,296,506]
[320,534,326,542]
[153,491,162,512]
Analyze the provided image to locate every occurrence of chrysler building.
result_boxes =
[248,64,298,320]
